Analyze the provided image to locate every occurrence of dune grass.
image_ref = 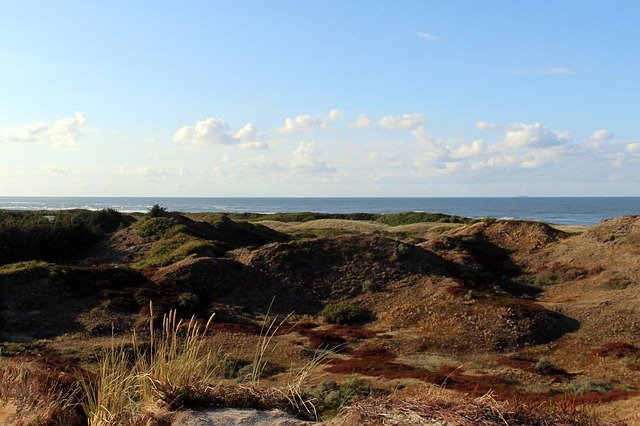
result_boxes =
[75,305,323,424]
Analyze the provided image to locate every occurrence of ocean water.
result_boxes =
[0,197,639,225]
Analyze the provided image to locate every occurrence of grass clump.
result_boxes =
[78,308,220,423]
[313,378,372,411]
[321,302,374,325]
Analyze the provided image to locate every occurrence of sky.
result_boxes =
[1,1,639,197]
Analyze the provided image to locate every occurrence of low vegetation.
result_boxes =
[321,302,374,326]
[228,211,476,225]
[1,209,639,424]
[0,209,132,265]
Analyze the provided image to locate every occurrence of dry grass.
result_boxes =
[0,361,82,425]
[76,306,327,424]
[335,389,606,425]
[78,307,219,425]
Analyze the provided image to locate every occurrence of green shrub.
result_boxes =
[147,204,170,218]
[568,379,613,394]
[313,378,372,410]
[0,342,38,357]
[0,209,131,265]
[178,292,199,309]
[321,302,373,325]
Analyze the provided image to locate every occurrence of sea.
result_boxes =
[1,196,640,225]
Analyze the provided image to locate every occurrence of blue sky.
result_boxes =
[1,1,639,196]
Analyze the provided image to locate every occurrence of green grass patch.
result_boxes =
[133,234,221,268]
[0,260,53,277]
[0,342,39,357]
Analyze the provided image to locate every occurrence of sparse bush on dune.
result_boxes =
[322,302,374,325]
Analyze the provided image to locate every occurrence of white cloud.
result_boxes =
[611,153,624,168]
[0,112,86,147]
[502,123,568,148]
[291,141,336,173]
[327,109,344,122]
[541,67,573,75]
[627,142,640,155]
[416,32,439,41]
[589,129,614,142]
[278,109,342,135]
[350,114,372,129]
[379,113,425,130]
[476,121,501,131]
[234,122,257,140]
[519,146,566,169]
[48,112,87,147]
[451,140,485,159]
[173,118,239,145]
[239,141,269,150]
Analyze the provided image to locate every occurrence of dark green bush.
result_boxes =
[321,302,373,325]
[0,209,131,265]
[147,204,170,218]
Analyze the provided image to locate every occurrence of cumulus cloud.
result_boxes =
[173,118,239,145]
[350,114,372,129]
[291,141,336,173]
[0,112,86,147]
[416,32,439,41]
[502,123,569,148]
[278,109,343,135]
[589,129,614,142]
[327,109,344,122]
[627,142,640,155]
[234,122,257,140]
[379,113,425,130]
[450,140,485,159]
[610,153,624,168]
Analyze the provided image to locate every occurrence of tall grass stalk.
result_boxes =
[249,307,291,383]
[79,304,217,425]
[138,306,217,402]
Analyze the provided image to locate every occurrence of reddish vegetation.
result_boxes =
[346,347,396,361]
[496,355,537,373]
[594,342,640,358]
[299,329,348,350]
[210,322,263,335]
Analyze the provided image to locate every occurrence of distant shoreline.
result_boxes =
[1,196,639,225]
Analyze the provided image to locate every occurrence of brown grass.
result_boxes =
[0,361,84,425]
[336,391,606,425]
